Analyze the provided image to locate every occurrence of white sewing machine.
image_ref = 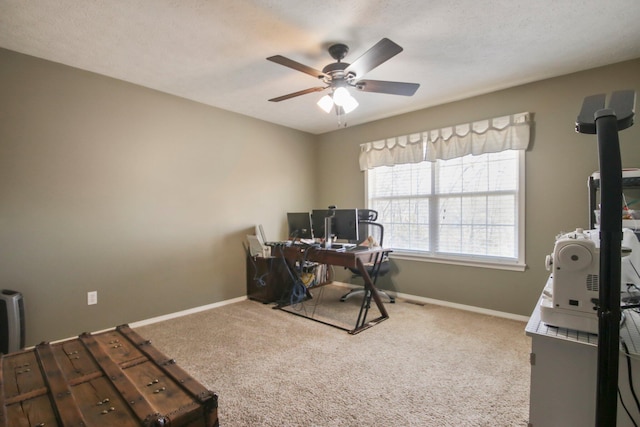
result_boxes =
[540,228,640,334]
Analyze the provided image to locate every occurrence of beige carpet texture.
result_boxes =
[135,285,531,426]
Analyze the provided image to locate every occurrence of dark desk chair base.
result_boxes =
[340,287,395,303]
[342,213,394,303]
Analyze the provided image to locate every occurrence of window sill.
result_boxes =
[389,251,527,272]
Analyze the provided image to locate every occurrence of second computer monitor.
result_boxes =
[287,212,313,239]
[311,209,359,242]
[333,209,359,242]
[311,209,331,239]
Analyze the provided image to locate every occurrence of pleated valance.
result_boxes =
[359,112,531,170]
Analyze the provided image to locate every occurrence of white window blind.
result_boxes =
[362,113,529,270]
[359,112,530,170]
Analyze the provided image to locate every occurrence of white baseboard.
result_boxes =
[392,291,530,323]
[332,281,529,322]
[122,285,529,332]
[39,290,526,349]
[129,296,247,328]
[37,296,248,348]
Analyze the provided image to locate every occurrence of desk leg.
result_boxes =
[350,257,389,334]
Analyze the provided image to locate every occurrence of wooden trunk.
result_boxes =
[0,324,218,427]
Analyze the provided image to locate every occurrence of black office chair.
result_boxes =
[340,209,395,303]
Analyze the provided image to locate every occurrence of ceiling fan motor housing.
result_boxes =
[321,62,354,82]
[323,43,355,83]
[328,43,349,61]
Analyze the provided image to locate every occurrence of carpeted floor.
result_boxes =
[135,284,531,426]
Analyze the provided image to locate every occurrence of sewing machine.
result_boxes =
[540,228,640,334]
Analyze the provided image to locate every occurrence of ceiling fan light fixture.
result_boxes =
[332,87,350,107]
[341,95,358,114]
[317,95,334,113]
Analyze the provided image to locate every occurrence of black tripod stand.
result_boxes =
[576,89,635,427]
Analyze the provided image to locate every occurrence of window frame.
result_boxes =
[364,150,526,271]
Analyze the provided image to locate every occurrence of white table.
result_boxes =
[526,293,640,427]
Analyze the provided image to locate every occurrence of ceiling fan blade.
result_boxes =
[355,80,420,96]
[267,55,325,79]
[345,38,403,78]
[268,86,326,102]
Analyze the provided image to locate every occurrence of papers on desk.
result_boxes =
[255,224,267,245]
[247,234,270,257]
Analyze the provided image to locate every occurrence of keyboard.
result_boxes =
[266,241,292,247]
[347,245,372,251]
[331,243,357,250]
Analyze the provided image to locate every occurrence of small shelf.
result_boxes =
[588,169,640,229]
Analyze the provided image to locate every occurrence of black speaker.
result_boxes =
[0,289,25,354]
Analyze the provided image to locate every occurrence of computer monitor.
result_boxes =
[333,209,359,242]
[311,209,359,242]
[311,209,332,239]
[287,212,313,239]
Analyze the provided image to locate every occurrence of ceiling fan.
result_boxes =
[267,38,419,115]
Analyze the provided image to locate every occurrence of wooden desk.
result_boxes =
[272,244,390,334]
[246,255,293,304]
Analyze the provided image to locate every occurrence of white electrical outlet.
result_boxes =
[87,291,98,305]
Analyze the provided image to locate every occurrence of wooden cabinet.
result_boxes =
[246,255,291,304]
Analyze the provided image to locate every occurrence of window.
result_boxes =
[366,149,525,270]
[359,112,531,270]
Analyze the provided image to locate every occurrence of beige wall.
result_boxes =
[317,58,640,317]
[2,47,639,345]
[0,48,317,345]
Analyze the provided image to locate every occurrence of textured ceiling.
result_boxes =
[1,1,640,134]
